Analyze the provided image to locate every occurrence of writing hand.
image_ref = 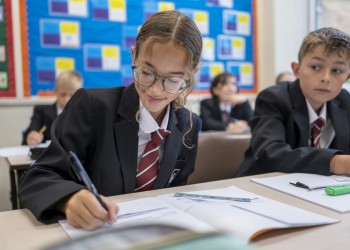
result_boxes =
[26,131,44,146]
[58,189,119,230]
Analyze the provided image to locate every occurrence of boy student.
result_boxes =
[236,27,350,177]
[19,10,202,230]
[22,70,83,146]
[200,72,253,133]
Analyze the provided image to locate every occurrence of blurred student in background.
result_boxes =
[275,71,296,84]
[22,70,83,146]
[200,72,253,133]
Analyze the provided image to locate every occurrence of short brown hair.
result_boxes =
[298,27,350,63]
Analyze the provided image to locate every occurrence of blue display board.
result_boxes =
[25,0,255,96]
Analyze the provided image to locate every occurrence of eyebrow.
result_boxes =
[143,61,186,76]
[310,57,348,66]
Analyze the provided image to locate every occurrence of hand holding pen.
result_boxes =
[57,151,119,230]
[26,126,46,146]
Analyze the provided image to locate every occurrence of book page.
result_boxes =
[59,197,214,239]
[158,186,338,241]
[252,173,350,213]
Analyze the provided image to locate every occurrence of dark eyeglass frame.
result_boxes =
[132,65,191,94]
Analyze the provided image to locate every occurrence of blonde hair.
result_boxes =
[134,10,202,148]
[55,71,83,90]
[298,27,350,63]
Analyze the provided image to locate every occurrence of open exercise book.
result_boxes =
[59,186,338,243]
[252,173,350,213]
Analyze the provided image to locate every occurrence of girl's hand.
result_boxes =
[58,189,118,230]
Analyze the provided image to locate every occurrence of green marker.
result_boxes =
[325,185,350,196]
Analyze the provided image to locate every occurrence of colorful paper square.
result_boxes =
[41,19,80,48]
[223,10,251,35]
[92,0,126,22]
[85,44,120,71]
[50,0,88,17]
[227,62,253,88]
[218,35,245,60]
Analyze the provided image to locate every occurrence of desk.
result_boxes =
[1,173,350,250]
[6,155,32,209]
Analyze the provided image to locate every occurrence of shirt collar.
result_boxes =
[139,100,170,134]
[306,100,327,125]
[56,103,63,115]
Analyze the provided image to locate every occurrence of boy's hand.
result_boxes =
[330,155,350,176]
[58,189,118,230]
[26,131,44,146]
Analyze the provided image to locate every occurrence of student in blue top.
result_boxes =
[237,27,350,177]
[19,10,202,230]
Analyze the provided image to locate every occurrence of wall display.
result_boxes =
[21,0,256,97]
[0,0,15,97]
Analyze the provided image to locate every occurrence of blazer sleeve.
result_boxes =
[232,100,253,122]
[18,89,94,223]
[246,88,338,175]
[200,99,229,131]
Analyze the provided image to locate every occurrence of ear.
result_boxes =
[291,61,300,78]
[193,66,199,74]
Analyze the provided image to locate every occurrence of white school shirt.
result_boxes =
[137,101,170,168]
[306,100,335,148]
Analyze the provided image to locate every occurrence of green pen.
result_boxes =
[325,185,350,196]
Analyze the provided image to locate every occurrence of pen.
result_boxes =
[289,182,346,191]
[289,182,310,190]
[118,207,168,219]
[69,151,108,211]
[38,125,47,134]
[174,192,257,202]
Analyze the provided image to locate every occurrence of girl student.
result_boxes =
[19,10,202,230]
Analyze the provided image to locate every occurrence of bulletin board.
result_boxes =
[0,0,15,97]
[21,0,256,97]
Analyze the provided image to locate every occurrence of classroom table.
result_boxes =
[1,173,349,250]
[6,154,32,209]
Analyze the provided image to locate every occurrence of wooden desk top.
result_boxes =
[1,173,349,250]
[6,155,32,171]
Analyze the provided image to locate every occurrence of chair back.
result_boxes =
[187,131,251,184]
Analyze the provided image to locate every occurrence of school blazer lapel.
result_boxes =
[290,82,310,146]
[328,98,349,151]
[114,84,139,193]
[154,108,181,188]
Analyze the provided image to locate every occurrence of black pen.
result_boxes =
[289,181,310,190]
[69,151,108,211]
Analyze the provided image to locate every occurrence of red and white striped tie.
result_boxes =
[135,129,170,192]
[311,117,324,148]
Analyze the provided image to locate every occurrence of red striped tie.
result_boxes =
[135,129,170,192]
[311,117,324,148]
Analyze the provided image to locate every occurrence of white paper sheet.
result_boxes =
[252,173,350,213]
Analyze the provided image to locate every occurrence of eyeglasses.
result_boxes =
[132,65,191,94]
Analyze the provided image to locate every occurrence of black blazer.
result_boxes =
[22,104,58,145]
[236,81,350,177]
[200,98,253,131]
[18,84,200,224]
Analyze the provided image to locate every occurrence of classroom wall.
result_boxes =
[0,0,310,211]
